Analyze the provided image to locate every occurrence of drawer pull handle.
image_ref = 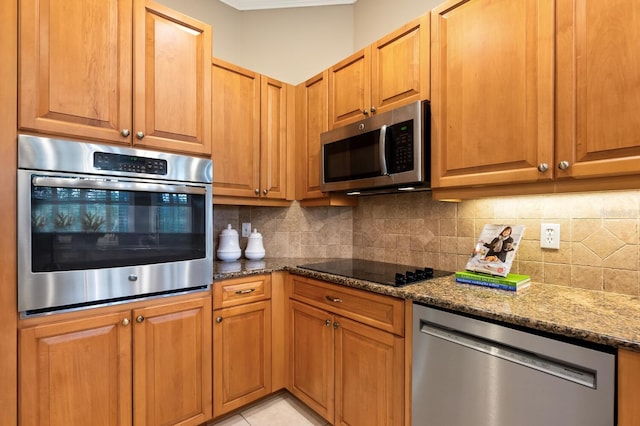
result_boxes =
[235,288,256,295]
[326,296,342,303]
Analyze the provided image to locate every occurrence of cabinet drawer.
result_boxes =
[214,274,271,309]
[290,275,404,336]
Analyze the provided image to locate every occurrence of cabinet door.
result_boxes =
[431,0,555,188]
[556,0,640,180]
[211,58,261,198]
[260,76,289,199]
[19,0,133,143]
[328,48,371,129]
[618,348,640,426]
[213,301,272,415]
[296,71,329,200]
[19,311,132,426]
[133,0,212,155]
[132,295,212,426]
[289,300,334,423]
[371,14,429,115]
[334,316,404,426]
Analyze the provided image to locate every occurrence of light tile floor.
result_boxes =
[210,392,331,426]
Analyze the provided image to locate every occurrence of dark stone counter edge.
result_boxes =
[213,262,640,352]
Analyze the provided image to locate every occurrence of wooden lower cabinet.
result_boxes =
[618,348,640,425]
[212,274,273,418]
[289,277,405,426]
[213,300,272,415]
[19,294,212,426]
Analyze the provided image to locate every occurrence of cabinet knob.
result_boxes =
[363,109,369,116]
[255,188,260,195]
[216,316,223,323]
[136,131,145,140]
[333,322,340,329]
[558,160,571,170]
[325,295,343,303]
[136,315,144,323]
[122,318,130,326]
[537,163,549,172]
[370,106,376,113]
[121,129,131,137]
[263,189,268,195]
[324,319,332,327]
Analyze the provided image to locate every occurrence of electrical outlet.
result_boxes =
[241,223,251,238]
[540,223,560,249]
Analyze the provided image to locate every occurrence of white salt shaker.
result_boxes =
[244,228,265,260]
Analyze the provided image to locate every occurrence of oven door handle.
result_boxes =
[31,176,207,195]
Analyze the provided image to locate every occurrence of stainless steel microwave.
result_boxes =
[321,100,430,194]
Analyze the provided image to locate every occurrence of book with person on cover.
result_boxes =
[455,270,531,291]
[465,224,525,277]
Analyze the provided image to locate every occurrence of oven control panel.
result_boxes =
[93,152,168,175]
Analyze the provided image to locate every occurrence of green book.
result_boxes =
[455,271,531,291]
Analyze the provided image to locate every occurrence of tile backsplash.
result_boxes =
[214,190,640,296]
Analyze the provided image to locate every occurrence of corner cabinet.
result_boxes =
[288,275,405,425]
[19,293,212,426]
[212,274,272,417]
[211,58,294,206]
[19,0,212,156]
[328,14,429,129]
[295,71,358,206]
[431,0,640,197]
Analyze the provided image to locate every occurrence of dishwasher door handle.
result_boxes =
[419,321,597,388]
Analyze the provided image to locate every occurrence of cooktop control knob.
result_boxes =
[405,271,416,283]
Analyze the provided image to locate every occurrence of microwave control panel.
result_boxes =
[388,120,414,173]
[93,152,168,175]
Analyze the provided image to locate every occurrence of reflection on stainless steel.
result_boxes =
[18,135,213,315]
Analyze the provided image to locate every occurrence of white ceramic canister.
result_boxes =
[244,228,265,260]
[217,224,241,261]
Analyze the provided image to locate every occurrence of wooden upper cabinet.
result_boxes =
[328,14,429,129]
[618,348,640,426]
[430,0,555,189]
[211,58,292,205]
[132,0,212,155]
[329,48,371,129]
[211,58,261,198]
[556,0,640,180]
[296,71,329,200]
[19,0,211,156]
[19,311,133,426]
[260,76,289,200]
[19,0,133,143]
[371,14,430,115]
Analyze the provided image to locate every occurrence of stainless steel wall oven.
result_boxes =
[18,135,213,315]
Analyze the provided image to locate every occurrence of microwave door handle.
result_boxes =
[31,176,207,195]
[379,124,389,176]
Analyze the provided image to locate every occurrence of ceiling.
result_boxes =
[219,0,357,11]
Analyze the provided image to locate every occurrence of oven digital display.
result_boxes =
[94,152,168,175]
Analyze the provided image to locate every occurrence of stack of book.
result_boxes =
[455,270,531,291]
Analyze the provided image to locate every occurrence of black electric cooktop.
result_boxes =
[297,259,453,287]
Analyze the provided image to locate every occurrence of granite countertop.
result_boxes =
[214,258,640,352]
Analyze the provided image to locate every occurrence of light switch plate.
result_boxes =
[540,223,560,249]
[242,223,251,238]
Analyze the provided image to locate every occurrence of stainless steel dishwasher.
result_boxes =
[413,304,616,426]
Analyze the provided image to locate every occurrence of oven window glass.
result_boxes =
[30,181,206,272]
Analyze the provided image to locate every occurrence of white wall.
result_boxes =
[159,0,444,84]
[353,0,442,50]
